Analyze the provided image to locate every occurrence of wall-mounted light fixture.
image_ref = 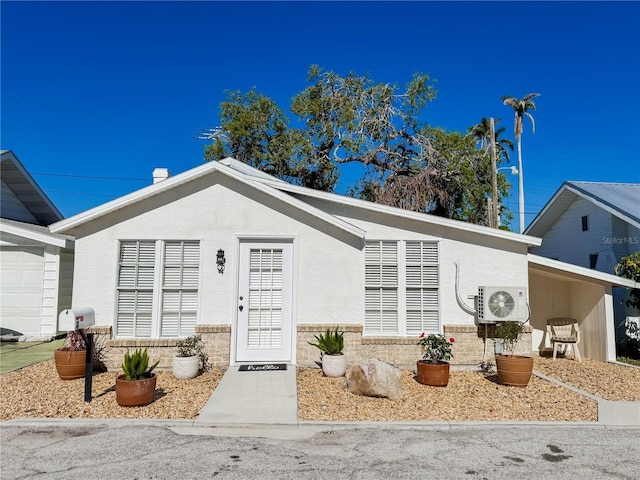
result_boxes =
[216,249,226,274]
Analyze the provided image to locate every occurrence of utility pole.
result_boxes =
[490,117,499,228]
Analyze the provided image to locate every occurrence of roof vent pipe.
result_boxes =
[153,168,170,184]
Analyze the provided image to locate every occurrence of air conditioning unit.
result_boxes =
[477,287,528,323]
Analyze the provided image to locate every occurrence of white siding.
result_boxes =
[530,197,612,270]
[57,248,74,331]
[41,245,61,335]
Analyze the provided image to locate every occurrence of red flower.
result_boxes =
[449,338,455,343]
[419,332,425,339]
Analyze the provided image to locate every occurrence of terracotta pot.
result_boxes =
[416,360,450,387]
[54,349,86,380]
[115,374,157,407]
[173,355,200,380]
[495,354,534,387]
[322,353,347,377]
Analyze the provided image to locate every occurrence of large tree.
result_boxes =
[204,88,338,190]
[203,65,514,225]
[345,127,511,224]
[289,65,438,179]
[501,93,540,233]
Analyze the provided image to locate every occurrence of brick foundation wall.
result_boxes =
[94,323,532,372]
[298,324,533,369]
[92,325,231,372]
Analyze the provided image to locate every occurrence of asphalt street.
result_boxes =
[1,422,639,479]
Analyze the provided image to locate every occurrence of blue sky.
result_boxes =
[2,1,639,231]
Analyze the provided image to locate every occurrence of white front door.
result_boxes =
[235,240,294,363]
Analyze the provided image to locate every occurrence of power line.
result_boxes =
[32,172,148,181]
[45,189,117,198]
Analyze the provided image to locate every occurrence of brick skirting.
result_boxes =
[91,323,532,371]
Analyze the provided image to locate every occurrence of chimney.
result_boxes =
[153,168,170,184]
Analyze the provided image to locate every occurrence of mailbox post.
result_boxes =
[58,308,95,402]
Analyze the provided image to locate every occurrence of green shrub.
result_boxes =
[122,348,159,381]
[175,335,210,371]
[615,252,640,309]
[494,321,525,356]
[308,326,344,355]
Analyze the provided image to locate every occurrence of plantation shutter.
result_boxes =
[116,241,155,337]
[247,248,284,348]
[405,241,439,334]
[160,241,200,337]
[364,241,398,334]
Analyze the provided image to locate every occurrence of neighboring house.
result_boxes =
[1,150,74,339]
[49,158,637,368]
[525,181,640,346]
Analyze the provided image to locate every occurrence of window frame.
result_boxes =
[364,239,440,337]
[581,215,589,231]
[115,239,202,339]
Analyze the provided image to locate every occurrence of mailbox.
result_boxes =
[58,307,95,331]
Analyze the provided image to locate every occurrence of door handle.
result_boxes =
[239,305,244,312]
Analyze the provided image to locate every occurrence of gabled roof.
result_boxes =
[1,150,63,225]
[525,181,640,237]
[50,157,541,247]
[248,177,541,247]
[50,158,366,239]
[0,218,74,249]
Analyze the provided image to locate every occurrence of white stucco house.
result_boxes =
[49,158,637,369]
[525,181,640,348]
[1,150,75,339]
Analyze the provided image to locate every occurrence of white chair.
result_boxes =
[546,318,582,362]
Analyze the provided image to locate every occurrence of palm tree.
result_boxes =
[501,93,540,233]
[467,117,514,162]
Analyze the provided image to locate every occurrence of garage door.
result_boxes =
[0,247,44,336]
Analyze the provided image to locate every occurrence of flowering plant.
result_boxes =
[418,333,454,364]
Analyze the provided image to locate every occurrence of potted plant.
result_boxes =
[308,326,347,377]
[416,333,454,387]
[54,330,87,380]
[54,329,107,379]
[115,348,159,407]
[173,335,209,380]
[493,321,533,387]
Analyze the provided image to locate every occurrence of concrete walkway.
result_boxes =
[194,365,298,426]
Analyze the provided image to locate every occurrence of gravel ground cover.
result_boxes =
[0,359,224,421]
[297,367,598,422]
[1,357,638,422]
[534,356,640,401]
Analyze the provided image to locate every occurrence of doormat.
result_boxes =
[238,363,287,371]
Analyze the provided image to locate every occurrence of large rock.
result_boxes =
[343,359,403,400]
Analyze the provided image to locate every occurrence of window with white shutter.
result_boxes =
[160,241,200,337]
[405,241,439,335]
[364,240,439,336]
[116,241,156,337]
[116,240,200,338]
[365,241,398,334]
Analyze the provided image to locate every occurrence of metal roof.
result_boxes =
[525,181,640,237]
